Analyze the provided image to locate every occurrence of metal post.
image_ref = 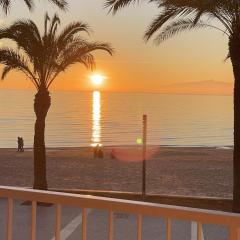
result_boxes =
[142,114,147,199]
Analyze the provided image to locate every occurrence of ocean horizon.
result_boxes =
[0,89,233,148]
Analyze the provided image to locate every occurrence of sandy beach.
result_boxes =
[0,146,233,198]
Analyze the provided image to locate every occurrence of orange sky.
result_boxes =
[0,0,234,95]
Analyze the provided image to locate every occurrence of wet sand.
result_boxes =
[0,146,233,198]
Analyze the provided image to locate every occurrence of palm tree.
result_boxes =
[105,0,240,212]
[0,13,113,190]
[0,0,67,13]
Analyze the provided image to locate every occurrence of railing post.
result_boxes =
[109,211,113,240]
[7,198,13,240]
[137,214,143,240]
[197,222,203,240]
[166,218,171,240]
[229,225,240,240]
[191,221,204,240]
[82,208,87,240]
[31,201,37,240]
[55,204,61,240]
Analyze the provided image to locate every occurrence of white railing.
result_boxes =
[0,186,240,240]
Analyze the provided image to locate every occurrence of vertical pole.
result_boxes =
[31,201,37,240]
[55,204,61,240]
[142,114,147,199]
[166,218,171,240]
[137,214,142,240]
[229,225,240,240]
[108,211,113,240]
[197,222,202,240]
[82,208,87,240]
[7,198,13,240]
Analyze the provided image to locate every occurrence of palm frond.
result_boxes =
[224,52,230,62]
[0,19,42,48]
[147,18,212,44]
[44,13,50,37]
[79,54,96,70]
[2,65,13,79]
[0,48,27,71]
[74,43,113,65]
[0,48,38,87]
[78,42,114,56]
[143,7,190,41]
[157,0,221,11]
[22,0,34,10]
[56,22,90,51]
[56,40,114,73]
[48,13,60,37]
[0,0,11,14]
[47,0,67,10]
[104,0,140,14]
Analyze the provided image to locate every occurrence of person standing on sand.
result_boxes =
[17,137,21,152]
[20,137,24,152]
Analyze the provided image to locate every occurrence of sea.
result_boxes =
[0,89,233,148]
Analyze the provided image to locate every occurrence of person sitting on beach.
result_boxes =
[93,144,100,158]
[93,144,104,158]
[110,149,116,159]
[98,146,104,158]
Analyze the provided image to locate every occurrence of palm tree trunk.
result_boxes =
[33,88,51,190]
[229,36,240,212]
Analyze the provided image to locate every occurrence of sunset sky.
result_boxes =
[0,0,234,95]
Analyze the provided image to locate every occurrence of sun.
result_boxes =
[90,74,105,86]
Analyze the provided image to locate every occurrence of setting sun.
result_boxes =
[90,74,105,86]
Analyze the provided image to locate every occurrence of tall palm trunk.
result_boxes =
[33,88,51,190]
[229,36,240,212]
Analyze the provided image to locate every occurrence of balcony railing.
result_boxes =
[0,186,239,240]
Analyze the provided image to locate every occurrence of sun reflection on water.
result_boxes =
[91,91,102,147]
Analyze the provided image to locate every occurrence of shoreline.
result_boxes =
[0,145,234,150]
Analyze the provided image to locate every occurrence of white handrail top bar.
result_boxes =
[0,186,239,226]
